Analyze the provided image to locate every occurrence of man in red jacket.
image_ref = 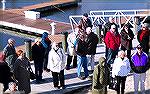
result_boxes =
[104,24,121,67]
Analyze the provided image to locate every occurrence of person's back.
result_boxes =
[67,32,77,56]
[14,50,31,94]
[3,38,17,71]
[32,42,45,61]
[86,31,98,55]
[92,57,110,94]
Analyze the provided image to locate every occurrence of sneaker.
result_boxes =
[44,69,50,72]
[60,86,66,89]
[54,86,59,90]
[78,76,86,80]
[78,76,82,80]
[81,76,87,80]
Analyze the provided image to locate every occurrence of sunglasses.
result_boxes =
[137,47,142,50]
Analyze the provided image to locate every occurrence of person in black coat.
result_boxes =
[0,52,13,92]
[76,31,89,80]
[120,24,134,59]
[32,38,45,83]
[41,32,51,72]
[86,27,99,71]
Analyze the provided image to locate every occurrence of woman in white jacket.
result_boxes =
[48,42,66,89]
[112,50,131,94]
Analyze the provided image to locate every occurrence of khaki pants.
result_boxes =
[134,73,146,94]
[0,83,4,93]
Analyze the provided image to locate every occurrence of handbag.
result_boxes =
[29,68,36,80]
[109,76,117,91]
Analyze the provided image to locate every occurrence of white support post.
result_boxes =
[2,0,6,10]
[50,22,56,35]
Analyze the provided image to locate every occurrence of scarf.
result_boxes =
[140,29,149,41]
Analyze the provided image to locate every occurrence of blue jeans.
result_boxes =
[107,48,119,65]
[77,55,89,77]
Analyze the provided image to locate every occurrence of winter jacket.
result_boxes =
[14,56,31,94]
[32,43,45,61]
[78,18,92,31]
[137,29,150,54]
[0,62,13,85]
[112,57,131,77]
[48,48,66,73]
[92,57,110,94]
[86,32,99,55]
[67,32,77,56]
[76,39,88,56]
[3,44,17,71]
[104,31,121,50]
[131,52,149,73]
[120,29,134,50]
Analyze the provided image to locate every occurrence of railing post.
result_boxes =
[24,39,32,60]
[50,22,56,35]
[1,0,6,10]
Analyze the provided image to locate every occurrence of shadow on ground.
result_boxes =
[37,80,92,94]
[126,89,150,94]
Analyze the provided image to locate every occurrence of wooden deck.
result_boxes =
[0,0,77,34]
[0,10,72,34]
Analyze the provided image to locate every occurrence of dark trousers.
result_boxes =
[52,70,65,87]
[34,60,43,81]
[107,48,118,65]
[105,47,108,59]
[43,48,50,70]
[121,46,131,59]
[116,76,127,94]
[66,55,77,68]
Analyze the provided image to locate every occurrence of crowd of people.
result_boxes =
[0,13,149,94]
[92,15,150,94]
